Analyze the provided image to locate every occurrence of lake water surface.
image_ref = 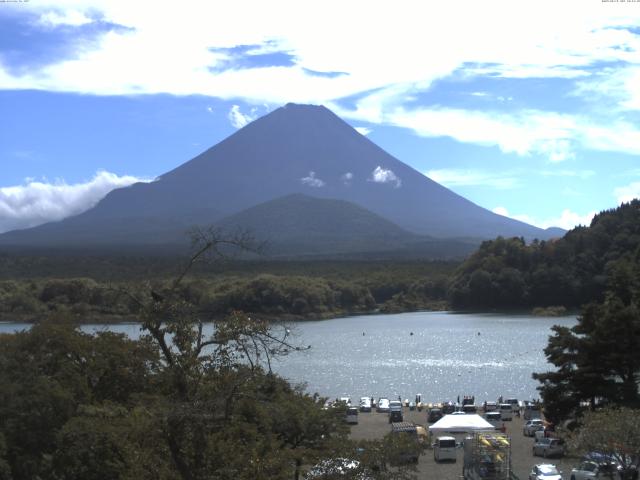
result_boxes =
[0,311,576,404]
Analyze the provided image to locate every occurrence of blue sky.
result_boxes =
[1,0,640,233]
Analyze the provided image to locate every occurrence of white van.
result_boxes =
[433,436,457,462]
[345,406,359,424]
[499,403,513,421]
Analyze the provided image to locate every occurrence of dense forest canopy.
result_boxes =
[0,261,455,322]
[448,200,640,310]
[532,251,640,420]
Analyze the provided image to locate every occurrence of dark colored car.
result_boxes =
[389,409,403,423]
[442,402,456,414]
[428,408,443,423]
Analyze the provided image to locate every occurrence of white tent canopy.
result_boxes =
[428,414,494,434]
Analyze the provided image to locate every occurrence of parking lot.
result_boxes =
[349,408,579,479]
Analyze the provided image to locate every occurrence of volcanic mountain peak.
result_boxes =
[0,103,562,254]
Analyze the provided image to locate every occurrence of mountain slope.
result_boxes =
[0,103,558,251]
[217,193,419,256]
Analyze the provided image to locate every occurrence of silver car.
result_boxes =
[570,460,619,480]
[524,419,545,436]
[533,438,565,458]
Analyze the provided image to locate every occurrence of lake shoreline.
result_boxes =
[0,303,577,325]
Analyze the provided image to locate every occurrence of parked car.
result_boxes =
[524,402,542,420]
[462,404,478,414]
[533,438,565,458]
[389,400,403,423]
[345,407,359,424]
[485,411,503,430]
[377,398,390,412]
[529,463,562,480]
[389,409,403,423]
[499,403,513,421]
[570,460,620,480]
[433,436,457,462]
[427,408,443,423]
[442,401,456,414]
[359,397,372,412]
[523,419,545,436]
[484,401,498,412]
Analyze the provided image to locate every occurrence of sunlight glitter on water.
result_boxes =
[272,311,576,402]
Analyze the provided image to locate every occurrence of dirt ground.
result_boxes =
[349,408,579,480]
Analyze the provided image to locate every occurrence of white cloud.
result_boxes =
[336,100,640,161]
[360,105,580,161]
[614,182,640,204]
[370,166,401,187]
[37,10,93,27]
[426,169,519,189]
[1,1,640,158]
[492,206,596,230]
[3,1,639,107]
[300,171,325,187]
[0,170,149,234]
[228,105,256,128]
[354,127,371,136]
[539,139,575,163]
[341,172,353,185]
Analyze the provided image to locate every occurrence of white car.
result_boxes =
[359,397,372,412]
[529,463,562,480]
[377,397,390,412]
[499,403,513,421]
[345,407,359,424]
[524,419,545,436]
[533,438,565,458]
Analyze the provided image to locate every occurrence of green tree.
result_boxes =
[533,259,640,424]
[0,321,158,479]
[568,407,640,480]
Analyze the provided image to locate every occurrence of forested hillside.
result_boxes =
[0,261,455,322]
[448,200,640,309]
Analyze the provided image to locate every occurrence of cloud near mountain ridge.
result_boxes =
[0,171,149,234]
